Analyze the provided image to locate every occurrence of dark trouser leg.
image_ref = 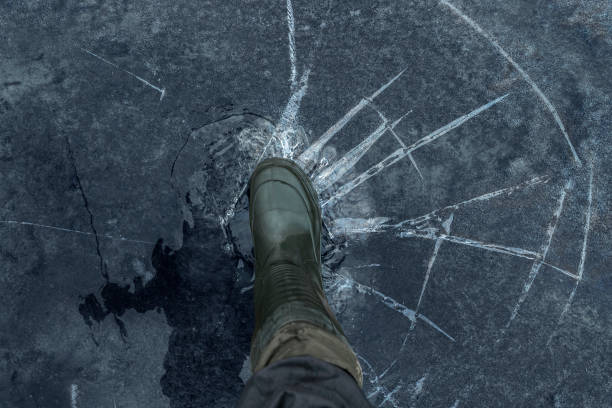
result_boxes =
[238,356,371,408]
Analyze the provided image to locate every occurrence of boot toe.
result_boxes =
[248,158,321,266]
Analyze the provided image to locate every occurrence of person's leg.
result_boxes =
[238,157,369,406]
[238,356,370,408]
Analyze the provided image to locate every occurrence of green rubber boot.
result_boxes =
[248,157,362,386]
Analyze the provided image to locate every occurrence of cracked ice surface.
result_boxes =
[1,1,610,408]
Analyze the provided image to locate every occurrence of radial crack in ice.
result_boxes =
[551,164,594,342]
[286,0,298,88]
[363,99,423,180]
[220,1,313,238]
[275,69,311,158]
[214,141,235,157]
[330,217,391,236]
[397,227,579,280]
[438,0,581,166]
[506,179,572,328]
[379,384,403,407]
[335,274,456,341]
[410,376,427,408]
[378,361,397,380]
[81,48,166,100]
[329,175,550,235]
[298,68,407,169]
[322,93,509,208]
[0,220,155,245]
[355,263,382,269]
[388,127,424,180]
[394,175,550,228]
[412,214,453,330]
[334,215,578,280]
[358,353,400,407]
[220,2,311,229]
[314,111,410,192]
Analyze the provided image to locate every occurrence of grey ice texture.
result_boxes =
[0,0,610,407]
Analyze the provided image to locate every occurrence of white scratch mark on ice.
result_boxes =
[364,99,423,180]
[277,69,311,135]
[404,226,572,275]
[411,375,427,407]
[506,179,572,328]
[363,97,423,181]
[275,0,311,160]
[415,375,426,394]
[330,217,391,236]
[314,120,387,191]
[365,97,390,123]
[206,129,240,154]
[416,236,444,320]
[339,275,456,341]
[412,214,453,329]
[333,211,576,280]
[397,227,579,280]
[214,141,235,157]
[273,0,331,160]
[0,220,155,245]
[314,111,410,192]
[209,136,230,154]
[322,94,509,207]
[389,127,424,181]
[81,48,166,100]
[298,68,407,168]
[355,263,382,269]
[286,0,297,88]
[278,3,340,159]
[450,399,460,408]
[367,388,382,401]
[394,175,550,227]
[439,0,581,166]
[555,165,594,327]
[70,384,79,408]
[379,384,403,407]
[357,353,396,405]
[378,360,397,380]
